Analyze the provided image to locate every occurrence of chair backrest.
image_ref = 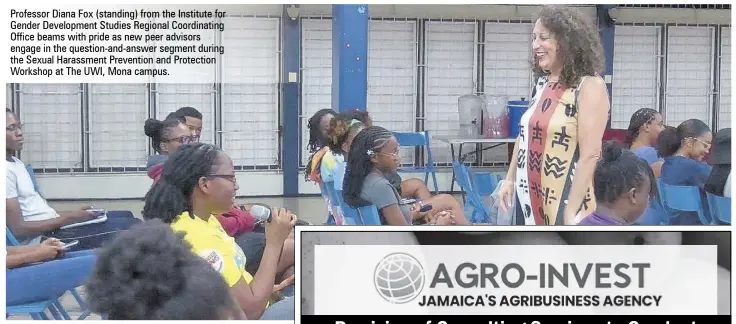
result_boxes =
[392,131,435,165]
[336,188,381,225]
[658,180,710,225]
[470,170,498,196]
[25,164,41,194]
[452,161,491,223]
[7,227,20,246]
[706,192,731,224]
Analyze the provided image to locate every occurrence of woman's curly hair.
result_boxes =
[531,5,605,88]
[85,219,236,320]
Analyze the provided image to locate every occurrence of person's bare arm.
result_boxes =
[381,205,410,225]
[229,241,284,319]
[7,251,40,269]
[6,198,69,237]
[563,76,610,224]
[505,138,521,181]
[7,244,61,269]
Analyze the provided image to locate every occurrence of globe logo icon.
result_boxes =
[373,252,425,304]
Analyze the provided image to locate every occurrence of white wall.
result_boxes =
[11,5,730,199]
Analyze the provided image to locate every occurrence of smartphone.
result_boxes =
[401,198,417,205]
[86,208,107,217]
[61,240,79,250]
[419,204,433,213]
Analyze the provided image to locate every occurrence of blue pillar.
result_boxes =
[597,5,615,130]
[331,4,369,112]
[282,5,301,197]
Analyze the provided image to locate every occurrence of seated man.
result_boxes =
[6,109,140,251]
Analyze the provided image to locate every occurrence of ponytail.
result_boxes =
[656,126,680,158]
[144,118,185,154]
[656,119,711,158]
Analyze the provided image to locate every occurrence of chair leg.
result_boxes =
[53,300,72,320]
[70,287,89,312]
[428,171,439,194]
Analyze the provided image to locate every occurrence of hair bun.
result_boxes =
[601,140,625,163]
[328,119,348,144]
[144,119,164,137]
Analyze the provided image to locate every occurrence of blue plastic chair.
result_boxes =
[321,181,353,225]
[706,192,731,225]
[6,227,91,320]
[392,131,439,193]
[452,161,492,224]
[332,187,381,225]
[25,165,41,195]
[634,196,670,225]
[658,181,711,225]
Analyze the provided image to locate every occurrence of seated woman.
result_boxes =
[657,119,713,187]
[705,128,731,197]
[85,220,247,320]
[343,126,468,225]
[627,108,665,177]
[341,109,433,201]
[7,238,96,307]
[579,141,656,225]
[144,117,295,282]
[142,143,295,320]
[657,120,713,225]
[305,108,338,184]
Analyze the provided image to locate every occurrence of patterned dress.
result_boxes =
[514,75,597,225]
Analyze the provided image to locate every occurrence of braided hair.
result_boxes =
[144,117,186,154]
[595,140,658,205]
[142,143,222,224]
[626,108,659,146]
[343,126,394,207]
[306,109,336,153]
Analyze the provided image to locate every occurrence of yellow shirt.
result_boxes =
[171,211,254,287]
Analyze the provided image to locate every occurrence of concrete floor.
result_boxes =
[48,196,330,225]
[7,196,329,320]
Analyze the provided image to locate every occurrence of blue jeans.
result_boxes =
[46,211,141,252]
[260,297,294,320]
[7,250,96,306]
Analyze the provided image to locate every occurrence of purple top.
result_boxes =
[577,211,624,225]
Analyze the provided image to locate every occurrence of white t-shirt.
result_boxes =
[6,157,58,242]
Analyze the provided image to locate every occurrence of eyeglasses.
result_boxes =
[208,174,237,184]
[6,124,22,132]
[377,149,401,159]
[165,134,200,144]
[688,137,711,149]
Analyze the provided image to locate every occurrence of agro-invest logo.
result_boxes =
[373,252,425,304]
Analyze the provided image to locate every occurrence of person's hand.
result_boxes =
[272,274,295,293]
[42,237,63,248]
[264,207,297,244]
[495,180,515,213]
[67,209,96,223]
[431,211,456,226]
[31,240,63,262]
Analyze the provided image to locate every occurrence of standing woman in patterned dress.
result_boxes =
[496,5,610,225]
